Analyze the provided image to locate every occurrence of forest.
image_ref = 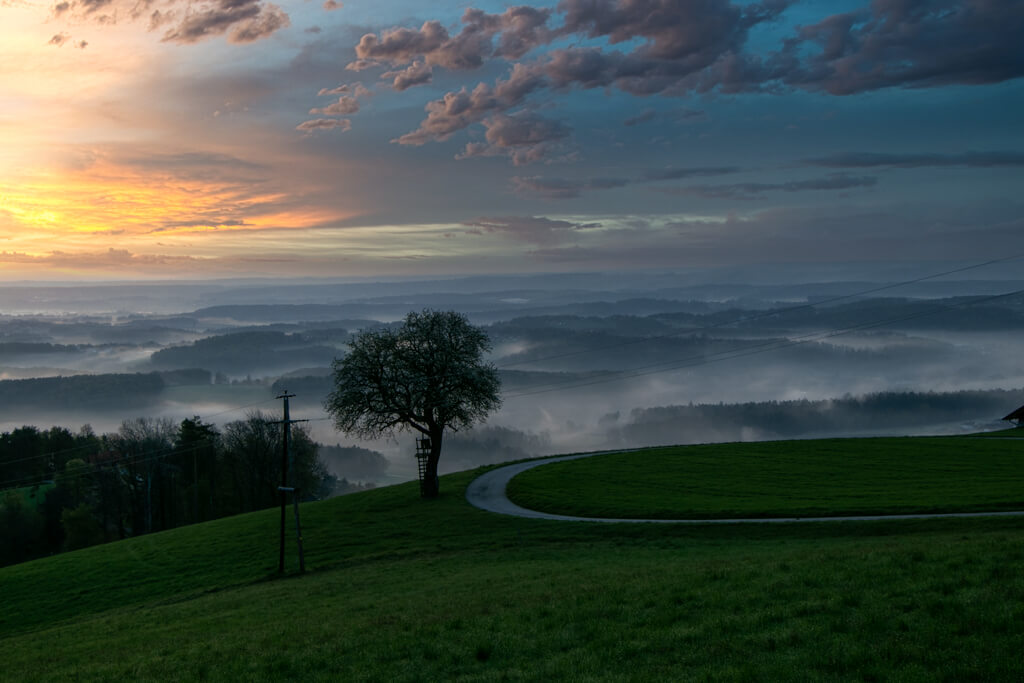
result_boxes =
[0,414,344,568]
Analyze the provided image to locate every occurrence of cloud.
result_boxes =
[623,109,656,126]
[508,166,740,198]
[108,150,268,182]
[339,1,1024,165]
[806,151,1024,169]
[310,95,359,115]
[664,173,877,199]
[322,0,341,10]
[371,1,787,160]
[48,32,70,46]
[783,1,1024,95]
[625,107,706,127]
[296,118,352,133]
[456,111,571,166]
[462,215,600,245]
[78,0,111,15]
[556,0,779,62]
[151,218,250,231]
[0,248,205,269]
[511,175,629,199]
[382,61,433,91]
[317,83,370,97]
[53,0,291,44]
[350,6,554,73]
[393,63,546,145]
[351,20,451,68]
[642,166,740,181]
[467,5,553,60]
[160,0,290,45]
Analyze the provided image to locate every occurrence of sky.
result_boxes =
[1,0,1022,281]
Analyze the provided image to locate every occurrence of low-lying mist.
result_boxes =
[2,274,1023,483]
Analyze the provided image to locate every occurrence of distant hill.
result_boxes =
[150,331,341,376]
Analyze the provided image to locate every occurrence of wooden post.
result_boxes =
[275,391,308,574]
[292,489,305,573]
[278,392,292,574]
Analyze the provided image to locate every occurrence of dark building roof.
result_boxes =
[1003,405,1024,422]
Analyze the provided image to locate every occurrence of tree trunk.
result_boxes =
[423,428,443,498]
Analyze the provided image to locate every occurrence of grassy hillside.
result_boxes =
[1,437,1023,681]
[507,437,1024,519]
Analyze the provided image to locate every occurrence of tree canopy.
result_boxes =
[324,309,501,497]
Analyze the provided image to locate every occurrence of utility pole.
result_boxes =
[275,391,308,574]
[192,415,200,525]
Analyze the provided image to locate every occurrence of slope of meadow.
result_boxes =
[507,437,1024,519]
[1,437,1022,681]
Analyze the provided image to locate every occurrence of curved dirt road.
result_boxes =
[465,452,1024,524]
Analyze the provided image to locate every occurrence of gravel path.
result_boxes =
[464,451,1024,524]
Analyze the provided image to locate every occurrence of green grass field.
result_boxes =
[1,436,1022,681]
[506,437,1024,519]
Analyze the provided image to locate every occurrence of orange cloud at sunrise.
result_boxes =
[1,153,357,260]
[1,0,1021,281]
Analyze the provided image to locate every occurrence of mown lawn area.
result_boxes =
[506,437,1024,519]
[1,437,1022,681]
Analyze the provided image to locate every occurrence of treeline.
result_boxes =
[0,413,332,568]
[150,330,342,375]
[0,373,166,411]
[0,370,212,411]
[612,389,1024,446]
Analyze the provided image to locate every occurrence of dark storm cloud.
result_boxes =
[806,151,1024,169]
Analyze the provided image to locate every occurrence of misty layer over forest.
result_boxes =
[2,270,1023,481]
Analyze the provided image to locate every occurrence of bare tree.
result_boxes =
[112,417,176,535]
[324,310,501,497]
[221,411,324,512]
